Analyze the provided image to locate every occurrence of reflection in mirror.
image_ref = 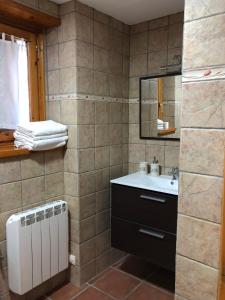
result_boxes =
[140,73,181,140]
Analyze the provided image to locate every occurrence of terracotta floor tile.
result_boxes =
[94,269,140,300]
[48,283,85,300]
[74,287,113,300]
[127,283,174,300]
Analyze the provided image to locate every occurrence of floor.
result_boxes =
[42,256,175,300]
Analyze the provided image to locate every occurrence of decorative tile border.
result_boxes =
[47,93,128,103]
[183,65,225,83]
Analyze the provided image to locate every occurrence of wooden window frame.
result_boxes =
[0,23,46,158]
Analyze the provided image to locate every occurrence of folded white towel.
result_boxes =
[17,120,67,137]
[14,131,67,141]
[14,136,68,151]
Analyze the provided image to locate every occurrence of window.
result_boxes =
[0,23,46,154]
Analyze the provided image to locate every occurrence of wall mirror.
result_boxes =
[140,73,181,140]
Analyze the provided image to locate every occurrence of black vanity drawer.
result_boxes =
[111,217,176,271]
[111,184,178,234]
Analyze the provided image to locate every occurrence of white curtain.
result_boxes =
[0,35,30,129]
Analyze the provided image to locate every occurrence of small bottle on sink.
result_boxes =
[150,156,160,176]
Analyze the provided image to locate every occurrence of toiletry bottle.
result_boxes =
[150,156,160,176]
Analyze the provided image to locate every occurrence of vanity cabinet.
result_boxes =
[111,184,178,271]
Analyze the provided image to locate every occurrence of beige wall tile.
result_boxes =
[45,149,64,174]
[67,125,78,149]
[148,50,167,75]
[95,147,110,169]
[77,101,95,125]
[79,171,96,196]
[60,67,77,94]
[80,193,96,220]
[129,103,139,124]
[130,21,148,34]
[94,21,109,49]
[76,1,93,18]
[183,14,225,69]
[148,27,168,51]
[109,52,123,75]
[96,210,110,234]
[177,215,220,268]
[64,149,78,173]
[169,12,184,24]
[180,129,225,176]
[165,146,180,168]
[94,9,109,24]
[59,40,76,68]
[96,230,110,256]
[59,0,75,16]
[47,100,61,122]
[38,0,58,16]
[109,124,123,145]
[65,195,79,220]
[179,172,222,223]
[146,144,164,166]
[0,182,22,213]
[80,238,96,266]
[93,71,109,96]
[185,0,225,21]
[130,32,148,55]
[110,165,123,179]
[168,23,183,48]
[95,125,110,147]
[75,40,94,69]
[130,54,147,77]
[149,16,168,30]
[46,27,58,46]
[176,255,219,300]
[78,125,95,148]
[95,168,110,191]
[75,12,93,43]
[78,148,95,172]
[80,216,96,242]
[94,46,109,72]
[109,75,123,98]
[110,145,123,166]
[58,13,76,43]
[45,172,64,199]
[22,176,45,206]
[47,45,59,70]
[21,153,44,179]
[129,143,146,163]
[109,29,123,53]
[64,172,78,197]
[95,101,109,124]
[80,259,96,284]
[0,209,20,241]
[48,70,60,95]
[60,100,77,125]
[182,81,225,128]
[96,189,110,212]
[109,102,122,124]
[0,158,21,184]
[76,67,93,94]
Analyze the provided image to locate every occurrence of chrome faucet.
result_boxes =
[169,167,179,180]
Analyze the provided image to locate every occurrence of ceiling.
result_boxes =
[52,0,184,25]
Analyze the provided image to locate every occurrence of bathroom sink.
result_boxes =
[111,172,178,195]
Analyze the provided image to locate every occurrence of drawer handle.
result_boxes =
[139,228,165,239]
[140,195,166,203]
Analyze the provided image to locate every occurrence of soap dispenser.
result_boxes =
[150,156,160,176]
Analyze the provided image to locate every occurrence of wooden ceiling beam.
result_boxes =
[0,0,60,32]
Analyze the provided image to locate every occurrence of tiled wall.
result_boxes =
[0,2,68,300]
[46,0,129,286]
[128,13,183,174]
[15,0,58,16]
[175,1,225,299]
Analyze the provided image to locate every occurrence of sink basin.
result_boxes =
[110,172,178,195]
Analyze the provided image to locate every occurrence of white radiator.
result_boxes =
[6,200,68,295]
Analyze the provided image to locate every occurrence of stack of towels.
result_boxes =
[157,119,169,130]
[14,120,68,151]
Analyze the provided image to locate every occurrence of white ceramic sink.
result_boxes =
[111,172,178,195]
